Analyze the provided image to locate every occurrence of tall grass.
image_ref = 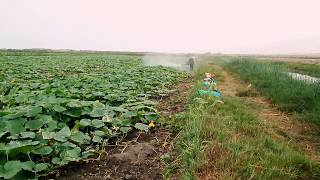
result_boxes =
[224,59,320,125]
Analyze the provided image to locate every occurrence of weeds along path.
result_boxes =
[212,64,320,161]
[213,65,238,97]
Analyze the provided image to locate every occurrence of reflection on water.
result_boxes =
[288,72,320,83]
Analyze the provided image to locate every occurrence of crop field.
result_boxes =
[1,52,320,179]
[0,53,187,179]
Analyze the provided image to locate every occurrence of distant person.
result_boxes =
[188,56,195,71]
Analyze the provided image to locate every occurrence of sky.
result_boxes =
[1,0,320,54]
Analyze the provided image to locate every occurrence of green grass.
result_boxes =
[223,59,320,125]
[164,63,320,179]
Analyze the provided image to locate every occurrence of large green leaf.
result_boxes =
[102,115,112,122]
[20,132,36,139]
[25,106,42,117]
[0,131,7,138]
[145,112,158,121]
[94,130,105,137]
[46,120,58,131]
[61,147,81,162]
[34,163,50,172]
[15,94,28,103]
[66,100,83,108]
[81,106,92,115]
[82,150,96,159]
[33,146,53,155]
[122,111,137,118]
[6,118,26,135]
[20,161,35,171]
[51,157,61,165]
[80,101,94,107]
[53,105,66,112]
[79,119,91,127]
[0,161,22,179]
[42,131,55,140]
[92,135,102,143]
[25,119,44,130]
[71,131,91,145]
[113,106,128,112]
[134,123,149,132]
[0,120,7,138]
[92,91,104,97]
[89,107,106,117]
[99,127,113,138]
[2,113,23,120]
[92,101,105,108]
[91,120,104,128]
[120,127,132,133]
[64,109,82,117]
[54,127,71,142]
[5,140,40,157]
[0,160,34,179]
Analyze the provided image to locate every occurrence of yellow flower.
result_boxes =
[149,121,156,128]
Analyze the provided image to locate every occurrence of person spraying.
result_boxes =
[188,56,195,71]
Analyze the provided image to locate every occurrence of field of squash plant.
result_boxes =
[0,53,187,179]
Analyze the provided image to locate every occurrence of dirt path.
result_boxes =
[213,64,320,161]
[214,66,239,97]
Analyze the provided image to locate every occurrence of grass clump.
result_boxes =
[224,59,320,125]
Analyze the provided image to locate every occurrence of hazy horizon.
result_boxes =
[1,0,320,54]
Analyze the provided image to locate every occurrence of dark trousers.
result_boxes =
[190,64,194,71]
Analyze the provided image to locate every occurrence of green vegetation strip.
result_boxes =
[165,64,320,179]
[224,59,320,125]
[0,53,187,179]
[276,61,320,78]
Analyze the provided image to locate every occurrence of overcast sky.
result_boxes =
[1,0,320,54]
